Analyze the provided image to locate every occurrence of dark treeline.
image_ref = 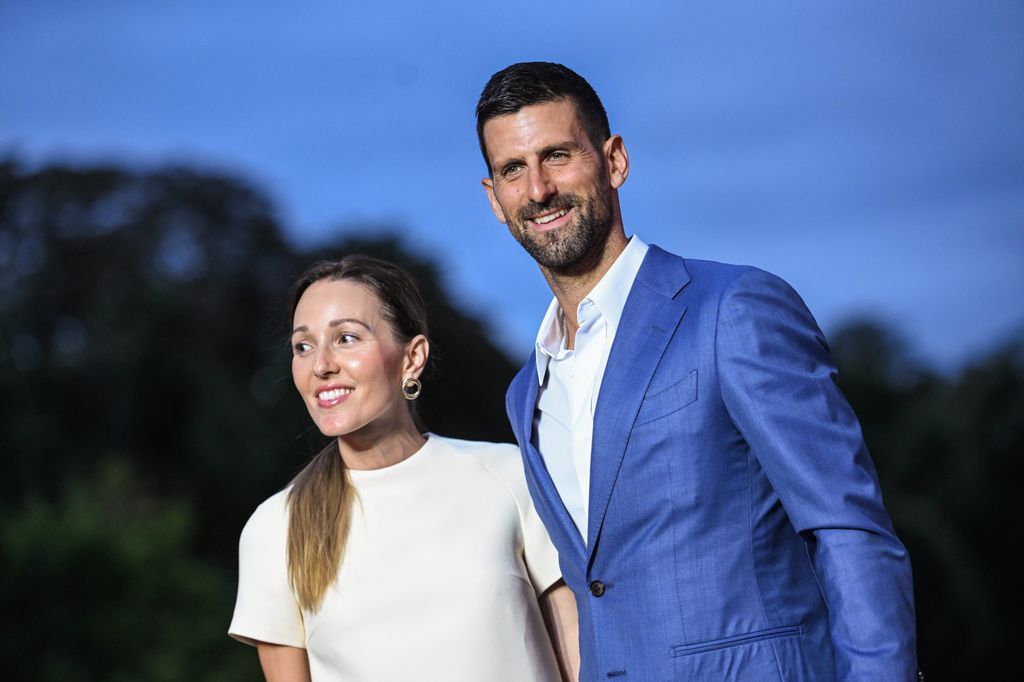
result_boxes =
[0,160,1019,680]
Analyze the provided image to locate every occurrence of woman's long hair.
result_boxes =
[284,255,429,612]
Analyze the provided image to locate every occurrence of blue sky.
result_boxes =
[3,1,1022,371]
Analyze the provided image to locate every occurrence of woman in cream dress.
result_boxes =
[229,256,578,681]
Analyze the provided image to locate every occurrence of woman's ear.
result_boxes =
[403,334,430,379]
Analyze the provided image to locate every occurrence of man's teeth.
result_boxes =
[318,388,353,401]
[532,208,569,224]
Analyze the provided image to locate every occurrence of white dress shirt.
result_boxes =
[532,235,649,542]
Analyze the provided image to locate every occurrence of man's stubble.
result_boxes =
[509,174,615,278]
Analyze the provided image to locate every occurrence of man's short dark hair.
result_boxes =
[475,62,611,173]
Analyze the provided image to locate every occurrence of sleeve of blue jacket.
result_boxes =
[716,268,918,681]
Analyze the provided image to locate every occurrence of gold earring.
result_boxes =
[401,377,422,401]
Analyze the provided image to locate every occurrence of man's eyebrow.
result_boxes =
[538,141,578,156]
[492,154,524,173]
[493,141,581,172]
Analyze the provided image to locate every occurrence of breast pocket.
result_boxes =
[635,369,698,425]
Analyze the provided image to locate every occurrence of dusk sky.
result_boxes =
[3,1,1022,371]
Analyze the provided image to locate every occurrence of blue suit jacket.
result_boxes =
[506,246,918,681]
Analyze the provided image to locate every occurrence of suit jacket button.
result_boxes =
[589,580,606,597]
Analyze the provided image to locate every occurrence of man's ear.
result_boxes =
[481,177,508,225]
[604,134,629,189]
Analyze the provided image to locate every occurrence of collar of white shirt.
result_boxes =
[534,235,650,384]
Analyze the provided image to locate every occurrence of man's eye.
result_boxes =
[502,164,523,177]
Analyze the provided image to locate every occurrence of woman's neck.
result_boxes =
[337,418,426,470]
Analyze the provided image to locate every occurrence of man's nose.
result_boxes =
[527,166,557,204]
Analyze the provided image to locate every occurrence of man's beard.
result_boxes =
[510,183,614,274]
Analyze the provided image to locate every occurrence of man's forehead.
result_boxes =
[482,100,587,158]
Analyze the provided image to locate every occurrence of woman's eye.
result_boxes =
[293,341,312,354]
[337,333,358,345]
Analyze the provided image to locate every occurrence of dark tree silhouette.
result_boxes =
[1,159,1019,680]
[0,160,520,681]
[831,319,1024,680]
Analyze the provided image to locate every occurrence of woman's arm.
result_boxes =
[540,580,580,682]
[256,642,311,682]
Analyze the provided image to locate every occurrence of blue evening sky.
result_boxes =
[3,1,1022,371]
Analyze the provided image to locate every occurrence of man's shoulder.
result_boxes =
[643,244,773,295]
[646,244,756,277]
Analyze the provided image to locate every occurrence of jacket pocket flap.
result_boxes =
[636,369,698,425]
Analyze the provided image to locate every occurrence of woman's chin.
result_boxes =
[313,418,353,439]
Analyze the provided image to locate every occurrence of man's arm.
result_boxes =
[540,580,581,682]
[716,268,917,681]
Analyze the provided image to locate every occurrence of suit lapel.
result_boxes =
[509,357,588,565]
[587,246,691,560]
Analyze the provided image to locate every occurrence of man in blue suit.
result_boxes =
[477,62,919,681]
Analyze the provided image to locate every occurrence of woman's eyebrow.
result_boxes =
[291,318,372,336]
[328,318,371,330]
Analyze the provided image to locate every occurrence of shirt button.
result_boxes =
[589,580,606,597]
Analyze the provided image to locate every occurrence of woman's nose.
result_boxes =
[313,347,338,378]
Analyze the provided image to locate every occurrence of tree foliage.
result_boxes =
[1,460,257,682]
[1,159,1018,679]
[831,321,1023,679]
[0,159,518,680]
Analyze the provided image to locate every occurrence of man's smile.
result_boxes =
[527,206,573,232]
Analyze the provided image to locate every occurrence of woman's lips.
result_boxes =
[316,386,353,408]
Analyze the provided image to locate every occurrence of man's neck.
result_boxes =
[541,226,629,344]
